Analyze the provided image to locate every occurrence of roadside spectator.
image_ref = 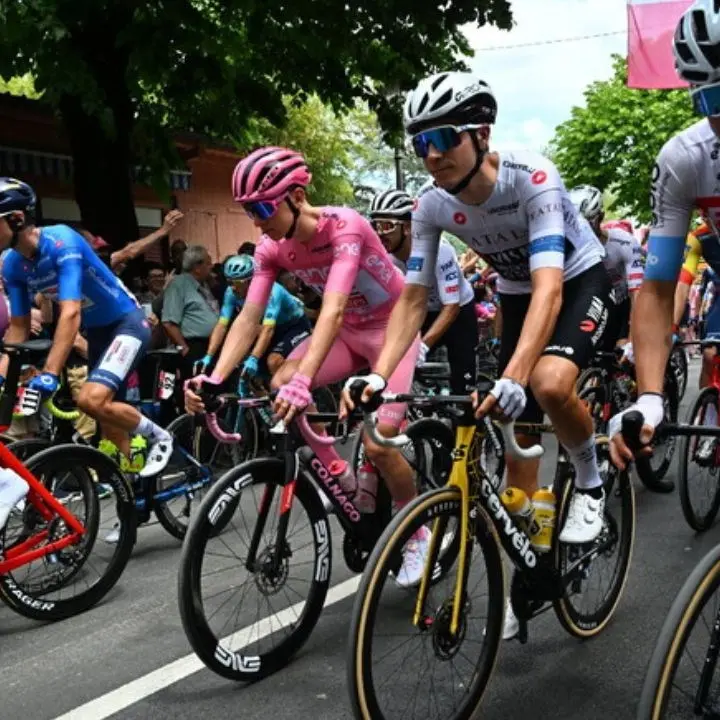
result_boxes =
[168,239,188,281]
[80,210,184,275]
[161,245,219,388]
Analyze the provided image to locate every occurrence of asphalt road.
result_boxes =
[1,359,718,720]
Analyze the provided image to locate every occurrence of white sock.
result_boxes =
[566,435,603,491]
[133,415,171,443]
[705,403,718,427]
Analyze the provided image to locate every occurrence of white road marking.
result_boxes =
[52,576,361,720]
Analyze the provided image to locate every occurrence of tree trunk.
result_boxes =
[59,95,139,250]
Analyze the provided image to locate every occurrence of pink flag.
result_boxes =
[627,0,692,89]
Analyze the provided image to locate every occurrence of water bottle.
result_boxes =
[355,462,378,514]
[328,459,358,497]
[530,487,556,553]
[500,487,540,536]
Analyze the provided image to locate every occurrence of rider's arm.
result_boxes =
[422,242,462,348]
[373,214,438,379]
[673,233,701,325]
[634,145,695,395]
[205,322,228,359]
[45,300,81,376]
[250,325,274,360]
[204,288,237,359]
[45,242,84,376]
[111,210,183,269]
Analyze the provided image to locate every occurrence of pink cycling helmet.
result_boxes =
[232,147,312,203]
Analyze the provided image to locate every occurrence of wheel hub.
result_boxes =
[254,544,290,596]
[431,599,467,660]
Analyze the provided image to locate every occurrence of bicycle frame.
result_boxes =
[413,413,609,636]
[0,348,88,574]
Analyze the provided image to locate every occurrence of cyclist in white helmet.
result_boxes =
[369,188,478,394]
[568,185,644,353]
[341,72,612,642]
[610,0,720,465]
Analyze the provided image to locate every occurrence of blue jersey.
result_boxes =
[220,282,304,327]
[2,225,139,328]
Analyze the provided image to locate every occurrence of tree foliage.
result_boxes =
[549,55,697,222]
[0,0,512,246]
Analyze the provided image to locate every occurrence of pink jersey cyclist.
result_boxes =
[186,146,426,588]
[247,207,416,426]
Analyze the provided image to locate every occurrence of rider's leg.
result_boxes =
[269,334,357,470]
[266,352,285,376]
[83,313,171,476]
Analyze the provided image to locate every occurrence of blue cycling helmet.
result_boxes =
[224,254,254,281]
[0,178,36,218]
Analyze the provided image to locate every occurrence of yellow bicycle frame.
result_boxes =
[412,421,478,635]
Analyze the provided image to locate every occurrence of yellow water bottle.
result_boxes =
[530,487,556,553]
[501,487,539,536]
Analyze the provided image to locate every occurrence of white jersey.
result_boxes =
[392,238,474,312]
[603,227,644,303]
[406,150,605,295]
[647,119,720,281]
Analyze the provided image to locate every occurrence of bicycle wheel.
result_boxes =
[200,402,260,470]
[0,445,135,621]
[154,413,219,540]
[670,344,689,402]
[348,487,505,720]
[678,386,720,532]
[576,366,605,395]
[637,543,720,719]
[178,457,330,681]
[350,417,455,493]
[648,367,679,481]
[553,438,635,638]
[5,437,51,462]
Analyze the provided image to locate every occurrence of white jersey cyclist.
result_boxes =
[608,0,720,460]
[393,237,473,311]
[406,151,605,295]
[604,226,644,304]
[646,119,720,279]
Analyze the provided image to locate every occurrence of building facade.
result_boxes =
[0,93,259,263]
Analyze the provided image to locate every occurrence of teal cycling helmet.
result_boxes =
[224,254,254,281]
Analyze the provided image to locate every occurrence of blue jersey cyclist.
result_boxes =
[198,254,311,379]
[0,178,174,484]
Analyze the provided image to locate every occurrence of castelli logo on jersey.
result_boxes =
[531,170,547,185]
[453,212,467,225]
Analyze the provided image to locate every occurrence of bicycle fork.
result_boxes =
[413,424,475,636]
[246,448,298,576]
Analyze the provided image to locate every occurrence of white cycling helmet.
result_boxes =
[403,71,497,136]
[674,0,720,85]
[369,189,414,219]
[568,185,604,221]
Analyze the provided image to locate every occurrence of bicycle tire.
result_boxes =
[670,345,689,402]
[576,366,606,395]
[637,543,720,719]
[646,367,679,483]
[154,413,218,540]
[0,445,135,621]
[350,417,455,492]
[677,386,720,532]
[5,437,51,462]
[178,456,330,681]
[553,438,636,638]
[347,487,505,720]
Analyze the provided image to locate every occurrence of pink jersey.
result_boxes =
[247,207,403,326]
